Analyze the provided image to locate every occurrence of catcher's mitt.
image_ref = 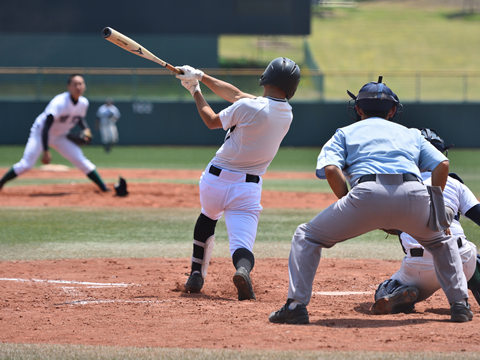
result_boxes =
[66,129,92,146]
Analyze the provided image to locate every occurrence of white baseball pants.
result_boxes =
[199,163,263,256]
[13,129,96,175]
[392,239,477,303]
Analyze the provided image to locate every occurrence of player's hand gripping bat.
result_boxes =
[102,27,183,74]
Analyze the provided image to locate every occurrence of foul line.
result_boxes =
[0,278,134,287]
[54,299,170,306]
[313,291,374,296]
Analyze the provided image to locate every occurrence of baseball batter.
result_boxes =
[269,77,473,324]
[0,74,109,192]
[96,98,121,153]
[372,128,480,315]
[175,58,301,301]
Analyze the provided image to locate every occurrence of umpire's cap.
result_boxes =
[259,57,301,100]
[420,128,454,155]
[347,76,400,112]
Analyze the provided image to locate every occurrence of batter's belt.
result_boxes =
[209,165,260,184]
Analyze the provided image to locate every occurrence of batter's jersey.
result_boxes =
[400,172,480,251]
[315,118,447,187]
[212,96,292,176]
[31,92,89,137]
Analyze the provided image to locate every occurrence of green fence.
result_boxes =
[1,67,480,103]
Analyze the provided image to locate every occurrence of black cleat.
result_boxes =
[450,301,473,323]
[371,286,419,315]
[233,267,256,301]
[184,272,204,293]
[269,299,309,324]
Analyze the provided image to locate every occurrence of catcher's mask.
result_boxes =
[347,76,403,122]
[259,57,301,100]
[114,176,128,197]
[420,128,454,156]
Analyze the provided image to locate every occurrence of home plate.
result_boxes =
[313,291,374,296]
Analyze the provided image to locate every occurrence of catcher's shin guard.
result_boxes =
[190,213,217,279]
[372,279,418,315]
[467,254,480,306]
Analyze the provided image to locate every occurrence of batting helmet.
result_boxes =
[347,76,403,121]
[420,128,454,156]
[259,57,301,100]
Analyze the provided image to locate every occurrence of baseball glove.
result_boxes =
[67,129,92,146]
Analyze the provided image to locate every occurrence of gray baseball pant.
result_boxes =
[288,174,469,305]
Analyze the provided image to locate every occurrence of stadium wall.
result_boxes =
[1,101,479,148]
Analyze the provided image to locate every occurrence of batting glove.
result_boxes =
[181,79,201,96]
[175,65,204,81]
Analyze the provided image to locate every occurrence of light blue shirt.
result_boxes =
[316,118,448,187]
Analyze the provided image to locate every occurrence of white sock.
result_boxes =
[288,300,303,310]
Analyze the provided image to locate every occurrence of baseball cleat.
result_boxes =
[184,272,204,293]
[450,301,473,323]
[233,267,256,301]
[371,286,418,315]
[269,299,309,324]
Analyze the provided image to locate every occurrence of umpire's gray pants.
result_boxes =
[288,174,468,305]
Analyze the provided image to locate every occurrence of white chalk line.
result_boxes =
[0,277,134,287]
[313,291,374,295]
[54,299,171,306]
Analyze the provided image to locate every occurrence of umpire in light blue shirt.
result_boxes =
[269,77,473,324]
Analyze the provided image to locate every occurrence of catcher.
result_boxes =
[0,74,110,192]
[372,128,480,315]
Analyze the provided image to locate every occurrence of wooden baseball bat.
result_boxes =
[102,27,183,74]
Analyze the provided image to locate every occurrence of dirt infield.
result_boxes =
[1,168,479,352]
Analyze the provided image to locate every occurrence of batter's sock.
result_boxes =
[191,213,217,274]
[87,170,108,191]
[0,167,17,186]
[232,248,255,273]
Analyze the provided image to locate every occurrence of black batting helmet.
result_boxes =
[420,128,454,156]
[259,57,301,100]
[347,76,403,121]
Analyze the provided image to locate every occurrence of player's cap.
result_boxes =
[347,76,400,111]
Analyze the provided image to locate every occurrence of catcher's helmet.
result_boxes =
[347,76,403,121]
[420,128,454,156]
[259,57,301,100]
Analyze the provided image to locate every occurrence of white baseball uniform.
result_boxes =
[200,96,292,255]
[13,92,96,175]
[96,103,120,145]
[390,172,479,302]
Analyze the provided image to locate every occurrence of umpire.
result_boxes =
[269,77,473,324]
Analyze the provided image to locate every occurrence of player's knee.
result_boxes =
[194,213,218,242]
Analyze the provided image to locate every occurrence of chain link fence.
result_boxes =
[0,67,479,102]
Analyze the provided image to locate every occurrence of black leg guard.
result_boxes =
[232,248,255,273]
[372,279,418,315]
[191,213,217,274]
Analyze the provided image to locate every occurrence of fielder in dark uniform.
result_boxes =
[269,77,473,324]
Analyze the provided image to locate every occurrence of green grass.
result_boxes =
[1,146,479,195]
[220,2,480,72]
[1,343,479,360]
[1,207,479,262]
[219,1,480,101]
